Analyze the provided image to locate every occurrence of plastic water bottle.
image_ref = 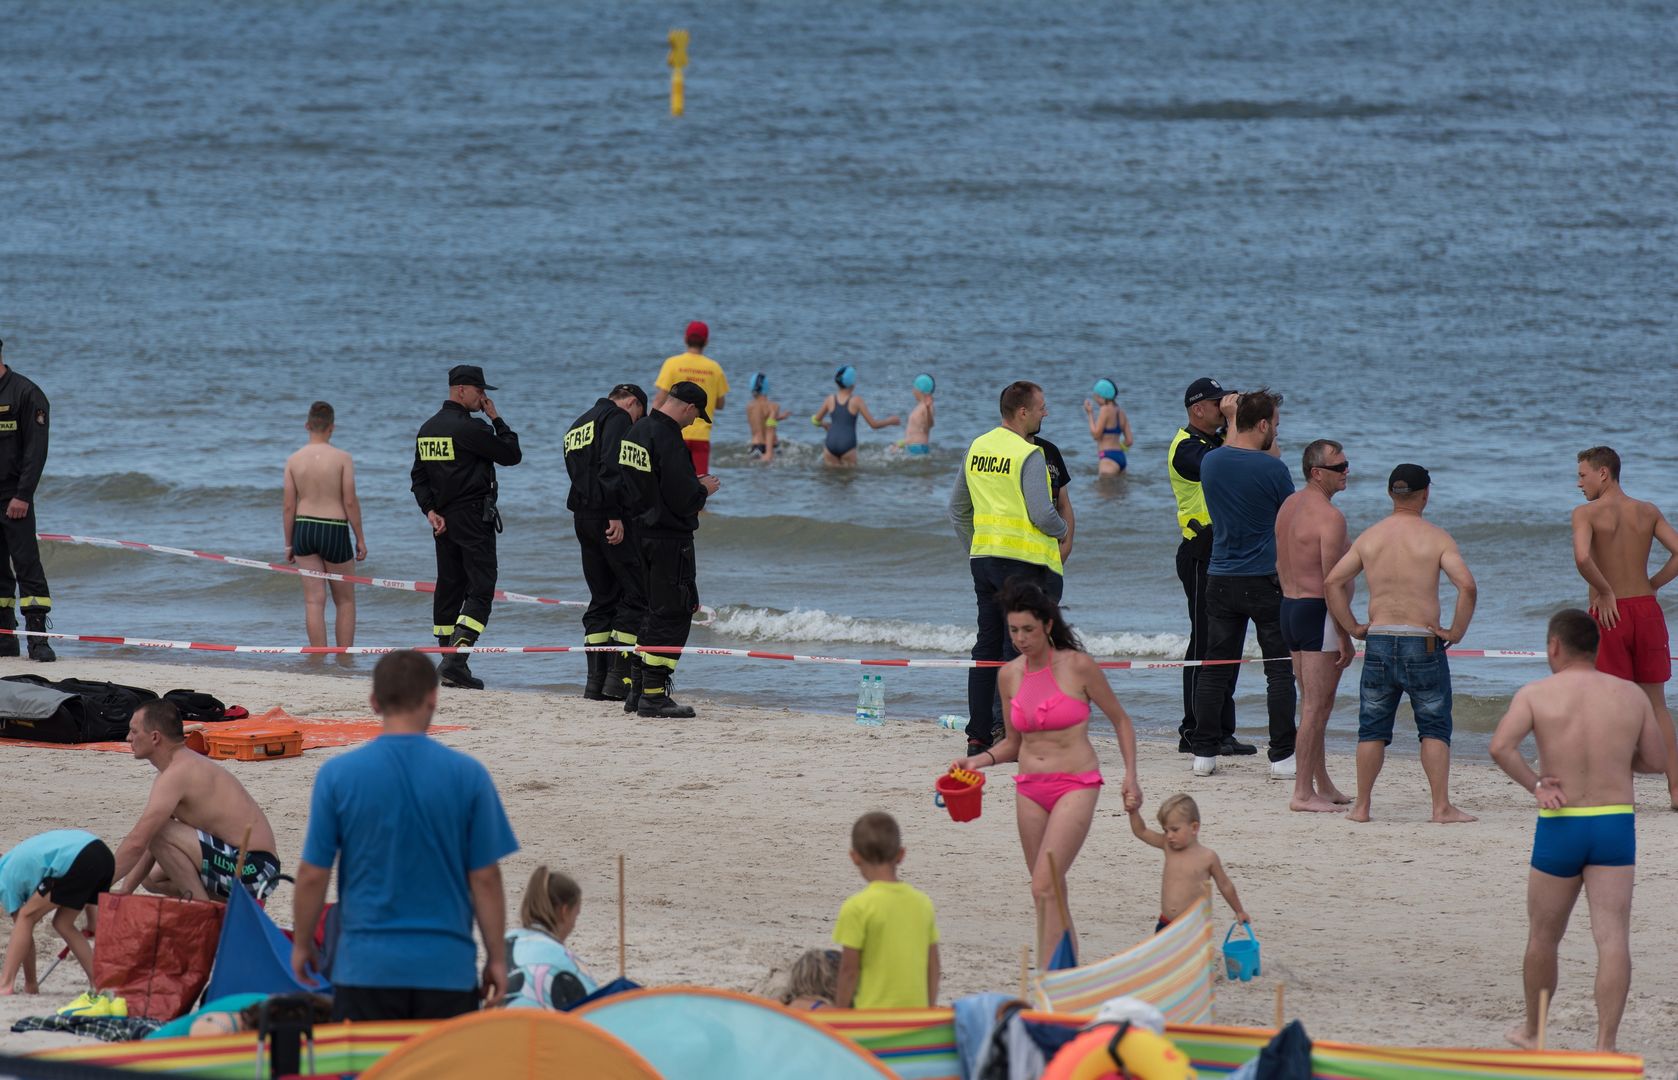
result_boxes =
[937,714,965,730]
[855,673,882,726]
[871,673,886,724]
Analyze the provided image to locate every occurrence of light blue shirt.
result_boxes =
[301,734,518,990]
[0,830,100,915]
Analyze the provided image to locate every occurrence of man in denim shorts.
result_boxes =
[1326,465,1478,824]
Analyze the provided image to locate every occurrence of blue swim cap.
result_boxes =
[914,373,935,395]
[1092,377,1118,402]
[751,372,768,396]
[835,365,857,389]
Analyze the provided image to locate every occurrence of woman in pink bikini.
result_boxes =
[953,583,1143,969]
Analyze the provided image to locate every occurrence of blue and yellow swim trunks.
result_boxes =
[1531,805,1634,878]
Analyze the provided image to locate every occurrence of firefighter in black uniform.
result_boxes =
[0,341,56,662]
[410,365,522,689]
[563,382,648,700]
[618,381,719,718]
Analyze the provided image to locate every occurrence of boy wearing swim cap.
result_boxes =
[898,374,936,455]
[745,374,790,463]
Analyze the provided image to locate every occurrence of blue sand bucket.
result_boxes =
[1222,921,1261,982]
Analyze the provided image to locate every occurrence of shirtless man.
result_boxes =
[1571,445,1678,809]
[744,373,791,462]
[1325,464,1477,823]
[1489,609,1665,1053]
[283,402,367,647]
[1275,439,1353,812]
[110,701,282,902]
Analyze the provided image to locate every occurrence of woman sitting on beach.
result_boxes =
[953,583,1142,968]
[504,866,597,1010]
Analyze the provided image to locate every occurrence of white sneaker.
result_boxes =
[1192,756,1218,777]
[1269,755,1296,779]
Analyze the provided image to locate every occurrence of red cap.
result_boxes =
[685,321,709,347]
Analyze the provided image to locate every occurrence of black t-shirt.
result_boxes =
[1034,436,1069,500]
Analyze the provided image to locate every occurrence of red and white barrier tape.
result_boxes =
[38,533,716,624]
[0,630,1564,668]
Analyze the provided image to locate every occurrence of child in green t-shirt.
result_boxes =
[832,812,940,1008]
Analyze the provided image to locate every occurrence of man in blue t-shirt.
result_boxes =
[291,651,519,1022]
[1188,389,1299,777]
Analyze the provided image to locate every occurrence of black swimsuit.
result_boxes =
[292,516,354,563]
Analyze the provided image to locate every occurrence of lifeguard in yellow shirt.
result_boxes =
[652,321,729,475]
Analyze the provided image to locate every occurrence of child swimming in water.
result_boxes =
[745,373,791,463]
[896,374,936,455]
[1083,378,1132,475]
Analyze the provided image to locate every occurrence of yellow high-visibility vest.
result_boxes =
[964,427,1062,573]
[1168,427,1214,540]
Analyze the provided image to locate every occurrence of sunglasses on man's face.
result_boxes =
[1314,461,1350,473]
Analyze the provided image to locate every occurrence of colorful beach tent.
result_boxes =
[358,1009,659,1079]
[576,987,894,1080]
[26,1020,426,1077]
[202,883,329,1002]
[1034,895,1215,1020]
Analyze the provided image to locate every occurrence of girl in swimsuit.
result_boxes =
[1082,378,1132,476]
[953,583,1143,970]
[813,366,899,468]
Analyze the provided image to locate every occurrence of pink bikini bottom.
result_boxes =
[1013,770,1104,812]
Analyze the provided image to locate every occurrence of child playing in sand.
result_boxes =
[504,865,597,1010]
[896,373,936,455]
[1128,794,1249,933]
[832,811,940,1008]
[780,948,840,1010]
[0,829,112,995]
[745,373,791,462]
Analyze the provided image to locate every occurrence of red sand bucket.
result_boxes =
[934,770,986,822]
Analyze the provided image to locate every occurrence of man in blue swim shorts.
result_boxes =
[1489,609,1666,1054]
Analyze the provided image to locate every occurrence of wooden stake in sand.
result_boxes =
[1274,983,1285,1031]
[617,853,627,981]
[1018,944,1031,1000]
[1537,988,1550,1051]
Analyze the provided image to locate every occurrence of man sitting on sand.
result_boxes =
[110,701,283,901]
[283,401,367,648]
[1325,464,1476,824]
[1490,609,1665,1053]
[1571,445,1678,809]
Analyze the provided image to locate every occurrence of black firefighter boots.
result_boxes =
[23,610,53,663]
[438,634,483,690]
[582,651,609,700]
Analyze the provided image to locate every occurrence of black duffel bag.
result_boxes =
[0,675,160,744]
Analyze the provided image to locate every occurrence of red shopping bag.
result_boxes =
[92,893,225,1020]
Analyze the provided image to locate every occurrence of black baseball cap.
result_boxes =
[1388,464,1431,495]
[668,380,711,422]
[448,364,498,391]
[610,382,649,412]
[1184,377,1231,407]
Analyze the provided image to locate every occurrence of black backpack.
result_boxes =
[163,689,228,723]
[0,675,159,743]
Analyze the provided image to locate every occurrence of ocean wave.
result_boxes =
[708,605,1215,660]
[42,471,272,509]
[1084,97,1406,122]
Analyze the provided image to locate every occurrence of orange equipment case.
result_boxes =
[202,726,303,762]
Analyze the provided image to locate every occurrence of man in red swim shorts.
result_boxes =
[1572,446,1678,808]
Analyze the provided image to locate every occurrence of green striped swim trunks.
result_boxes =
[291,516,354,564]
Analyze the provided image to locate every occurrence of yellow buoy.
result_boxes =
[667,29,689,116]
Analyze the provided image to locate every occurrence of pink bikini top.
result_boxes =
[1009,656,1091,734]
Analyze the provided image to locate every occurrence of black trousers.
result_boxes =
[331,984,479,1023]
[573,514,645,647]
[966,557,1063,747]
[635,533,696,690]
[1176,541,1234,744]
[432,501,497,642]
[1190,573,1297,761]
[0,503,51,610]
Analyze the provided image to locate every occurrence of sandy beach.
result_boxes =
[0,654,1674,1071]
